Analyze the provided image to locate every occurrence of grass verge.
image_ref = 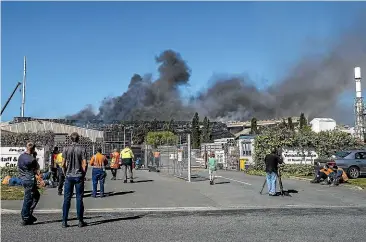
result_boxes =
[243,169,365,189]
[1,184,45,200]
[347,179,366,189]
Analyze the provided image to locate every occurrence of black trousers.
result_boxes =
[57,166,65,193]
[111,168,118,178]
[51,167,58,182]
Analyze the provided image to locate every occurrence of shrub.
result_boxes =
[253,125,364,171]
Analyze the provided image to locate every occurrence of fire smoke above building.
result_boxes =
[68,15,366,123]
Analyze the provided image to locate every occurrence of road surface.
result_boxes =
[2,207,366,242]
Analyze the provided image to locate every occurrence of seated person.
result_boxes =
[311,163,333,183]
[327,165,348,186]
[36,171,54,188]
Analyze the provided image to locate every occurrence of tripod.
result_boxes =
[259,168,290,196]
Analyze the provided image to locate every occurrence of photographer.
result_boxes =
[264,148,283,196]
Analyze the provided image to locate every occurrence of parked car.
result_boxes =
[326,150,366,179]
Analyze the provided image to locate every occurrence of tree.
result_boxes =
[151,118,158,131]
[191,112,201,149]
[287,117,294,131]
[146,131,178,148]
[299,113,307,129]
[250,118,258,134]
[201,116,212,143]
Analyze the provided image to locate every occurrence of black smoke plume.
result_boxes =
[68,17,366,124]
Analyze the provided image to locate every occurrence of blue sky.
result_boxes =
[1,1,365,121]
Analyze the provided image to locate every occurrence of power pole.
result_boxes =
[187,133,191,182]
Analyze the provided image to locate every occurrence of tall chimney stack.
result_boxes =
[21,56,27,117]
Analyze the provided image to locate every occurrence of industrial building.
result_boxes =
[310,118,337,133]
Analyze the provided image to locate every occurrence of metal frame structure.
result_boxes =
[354,67,364,140]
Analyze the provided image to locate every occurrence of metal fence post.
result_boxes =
[187,133,191,182]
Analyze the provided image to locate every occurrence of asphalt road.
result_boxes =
[2,207,365,242]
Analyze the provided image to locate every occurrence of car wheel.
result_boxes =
[347,166,360,179]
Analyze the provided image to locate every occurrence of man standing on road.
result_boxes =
[50,147,59,182]
[18,142,40,225]
[110,149,120,180]
[55,152,65,195]
[154,150,161,170]
[61,132,87,228]
[120,144,134,183]
[264,148,283,196]
[90,148,108,197]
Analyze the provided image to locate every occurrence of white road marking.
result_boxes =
[215,175,252,186]
[2,205,366,214]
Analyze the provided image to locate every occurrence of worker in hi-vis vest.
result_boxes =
[55,152,65,195]
[110,149,120,180]
[120,144,134,183]
[154,150,161,170]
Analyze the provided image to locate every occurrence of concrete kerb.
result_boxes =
[3,205,366,215]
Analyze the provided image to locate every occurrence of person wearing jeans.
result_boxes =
[61,132,88,228]
[264,148,283,196]
[63,176,84,225]
[266,172,277,195]
[18,142,40,225]
[90,148,108,197]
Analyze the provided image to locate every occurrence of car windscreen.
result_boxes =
[334,151,351,158]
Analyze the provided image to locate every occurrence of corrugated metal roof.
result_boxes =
[0,120,103,142]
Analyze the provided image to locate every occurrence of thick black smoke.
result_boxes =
[68,17,366,124]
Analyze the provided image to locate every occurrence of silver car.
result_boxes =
[328,150,366,179]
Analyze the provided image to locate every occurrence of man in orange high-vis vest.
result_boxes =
[110,149,120,180]
[154,150,161,170]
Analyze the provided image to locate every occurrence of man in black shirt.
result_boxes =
[18,142,40,225]
[264,148,283,196]
[61,132,87,228]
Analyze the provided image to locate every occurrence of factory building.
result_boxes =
[310,118,337,133]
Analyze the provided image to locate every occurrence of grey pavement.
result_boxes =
[2,207,366,242]
[2,168,366,212]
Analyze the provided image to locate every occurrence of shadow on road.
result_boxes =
[133,179,154,183]
[74,215,143,227]
[214,181,231,185]
[83,191,135,198]
[34,216,103,225]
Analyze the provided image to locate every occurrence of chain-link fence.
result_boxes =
[145,134,206,181]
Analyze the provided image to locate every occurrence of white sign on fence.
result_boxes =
[0,147,45,170]
[281,148,318,165]
[169,153,177,159]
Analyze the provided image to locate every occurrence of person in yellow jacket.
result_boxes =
[55,152,65,195]
[120,144,134,183]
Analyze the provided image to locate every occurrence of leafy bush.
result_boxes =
[245,164,314,177]
[253,125,364,171]
[146,131,178,148]
[1,167,19,179]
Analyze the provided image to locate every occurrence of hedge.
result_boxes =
[253,125,364,171]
